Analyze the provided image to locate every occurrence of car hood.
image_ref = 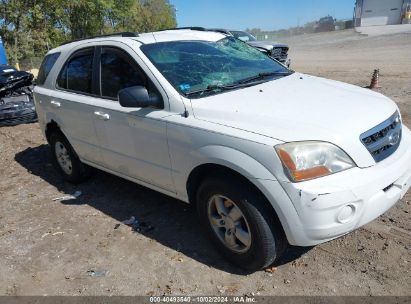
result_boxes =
[190,73,398,167]
[247,41,288,50]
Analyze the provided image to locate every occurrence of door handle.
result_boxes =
[94,111,110,121]
[50,100,61,108]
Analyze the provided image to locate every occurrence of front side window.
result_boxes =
[100,48,146,98]
[57,48,94,94]
[37,52,60,85]
[141,37,291,98]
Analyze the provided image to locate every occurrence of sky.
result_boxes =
[171,0,356,31]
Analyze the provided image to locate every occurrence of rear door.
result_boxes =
[46,47,103,165]
[91,45,174,192]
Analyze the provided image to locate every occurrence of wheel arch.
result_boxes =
[179,143,299,242]
[44,115,69,144]
[182,145,276,203]
[45,120,61,143]
[186,162,287,237]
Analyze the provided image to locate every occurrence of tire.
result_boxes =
[49,131,90,184]
[196,175,287,272]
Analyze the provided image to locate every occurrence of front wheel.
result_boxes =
[196,176,287,271]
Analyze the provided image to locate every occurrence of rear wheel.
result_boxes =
[49,131,90,183]
[196,175,287,271]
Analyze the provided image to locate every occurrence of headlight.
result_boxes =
[275,141,355,182]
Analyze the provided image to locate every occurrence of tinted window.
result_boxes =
[37,53,60,85]
[57,48,94,94]
[100,48,146,98]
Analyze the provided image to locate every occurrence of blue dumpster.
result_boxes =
[0,36,8,64]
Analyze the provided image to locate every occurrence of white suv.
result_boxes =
[34,29,411,271]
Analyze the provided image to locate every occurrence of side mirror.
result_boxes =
[118,86,162,108]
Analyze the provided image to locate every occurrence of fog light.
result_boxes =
[337,204,356,223]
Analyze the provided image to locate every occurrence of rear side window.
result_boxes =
[57,48,94,94]
[37,52,60,85]
[100,47,146,98]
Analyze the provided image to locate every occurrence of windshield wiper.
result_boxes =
[237,71,293,85]
[184,71,293,97]
[184,83,238,97]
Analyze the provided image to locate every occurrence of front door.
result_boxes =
[92,46,175,192]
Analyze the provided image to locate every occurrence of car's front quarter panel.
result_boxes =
[164,114,283,192]
[163,114,308,244]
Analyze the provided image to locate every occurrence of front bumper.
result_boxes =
[0,95,38,126]
[261,125,411,246]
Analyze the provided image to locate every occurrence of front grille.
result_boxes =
[360,111,402,162]
[271,47,288,60]
[281,47,288,58]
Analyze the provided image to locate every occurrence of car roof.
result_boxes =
[50,29,226,54]
[138,29,225,43]
[208,28,231,34]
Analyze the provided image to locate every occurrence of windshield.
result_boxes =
[230,31,257,42]
[141,37,291,98]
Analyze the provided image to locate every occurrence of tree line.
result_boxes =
[0,0,177,67]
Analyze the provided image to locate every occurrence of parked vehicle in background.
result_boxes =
[33,29,411,272]
[209,29,290,67]
[0,65,37,126]
[315,16,336,32]
[0,65,33,98]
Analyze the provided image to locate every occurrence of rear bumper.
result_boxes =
[261,125,411,246]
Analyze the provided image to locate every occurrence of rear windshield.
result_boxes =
[37,52,61,85]
[231,31,257,42]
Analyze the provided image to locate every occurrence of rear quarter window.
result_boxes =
[56,48,94,94]
[36,52,60,85]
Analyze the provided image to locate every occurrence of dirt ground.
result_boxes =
[0,29,410,296]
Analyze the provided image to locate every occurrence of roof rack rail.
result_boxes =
[160,26,207,32]
[60,32,139,46]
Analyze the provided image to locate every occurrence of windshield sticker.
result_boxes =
[179,84,191,92]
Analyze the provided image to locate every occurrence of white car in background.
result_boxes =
[33,29,411,272]
[209,29,290,67]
